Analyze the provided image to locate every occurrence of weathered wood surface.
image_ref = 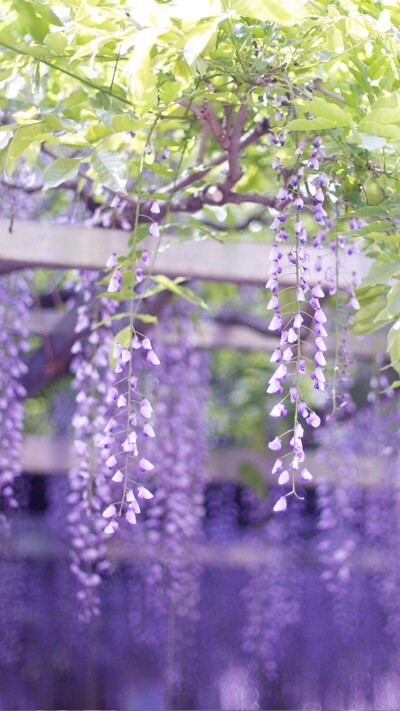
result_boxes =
[27,308,384,358]
[0,219,371,287]
[21,434,383,487]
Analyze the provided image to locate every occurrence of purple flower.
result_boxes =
[293,314,303,329]
[137,485,153,500]
[270,348,282,363]
[140,398,153,418]
[278,471,290,485]
[299,468,313,482]
[106,253,118,268]
[272,458,283,474]
[282,347,294,362]
[273,496,287,512]
[147,350,161,366]
[314,308,327,324]
[306,411,321,428]
[102,504,116,518]
[149,222,160,238]
[277,186,289,201]
[268,313,283,331]
[270,403,287,417]
[126,510,137,524]
[139,457,154,472]
[268,436,282,451]
[143,423,155,438]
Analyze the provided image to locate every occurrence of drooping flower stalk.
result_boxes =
[242,489,303,679]
[267,137,328,510]
[143,303,210,706]
[68,270,119,620]
[0,271,32,520]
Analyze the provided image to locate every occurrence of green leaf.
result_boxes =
[284,117,337,131]
[135,313,158,324]
[388,321,400,376]
[364,232,400,244]
[354,207,390,219]
[91,150,127,192]
[374,283,400,322]
[44,31,67,53]
[183,24,217,66]
[43,158,81,191]
[351,298,388,335]
[5,123,44,175]
[229,0,308,24]
[368,91,400,112]
[126,28,160,108]
[357,120,400,139]
[301,98,353,127]
[152,275,209,310]
[360,258,400,288]
[93,311,130,329]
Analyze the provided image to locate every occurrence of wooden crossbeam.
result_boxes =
[27,308,384,358]
[0,219,371,287]
[6,525,393,571]
[21,434,383,487]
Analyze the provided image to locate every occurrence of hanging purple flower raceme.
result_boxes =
[242,490,304,679]
[315,397,399,641]
[142,304,210,702]
[98,324,158,534]
[0,272,31,520]
[68,270,120,620]
[101,220,165,533]
[266,137,329,510]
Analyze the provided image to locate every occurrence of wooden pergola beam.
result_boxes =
[27,309,385,358]
[21,434,383,487]
[0,219,371,287]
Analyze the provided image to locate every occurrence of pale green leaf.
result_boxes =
[284,118,337,131]
[374,283,400,322]
[135,313,158,324]
[44,31,68,53]
[388,321,400,376]
[94,311,130,329]
[354,207,390,219]
[361,258,400,288]
[229,0,308,24]
[357,121,400,139]
[302,98,353,126]
[153,275,209,310]
[43,158,81,191]
[184,25,217,66]
[91,150,127,192]
[126,28,160,107]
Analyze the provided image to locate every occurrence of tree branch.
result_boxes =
[312,79,346,104]
[220,104,249,195]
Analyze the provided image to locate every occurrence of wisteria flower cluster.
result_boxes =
[266,136,328,511]
[144,304,209,624]
[0,272,31,519]
[242,489,303,680]
[68,270,118,619]
[99,254,158,534]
